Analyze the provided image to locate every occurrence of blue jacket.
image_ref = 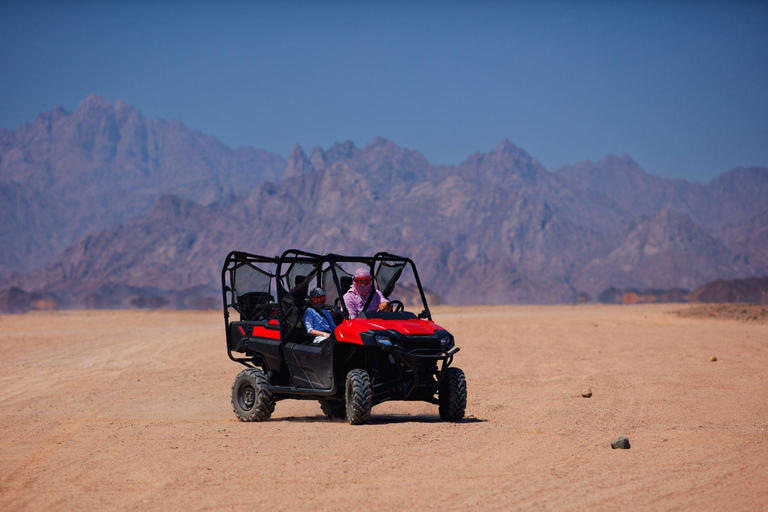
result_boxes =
[303,307,337,335]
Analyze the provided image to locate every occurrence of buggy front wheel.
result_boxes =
[231,368,275,422]
[345,369,372,425]
[439,367,466,421]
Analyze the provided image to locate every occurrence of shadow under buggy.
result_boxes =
[222,250,466,425]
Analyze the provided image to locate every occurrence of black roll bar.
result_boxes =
[222,249,436,367]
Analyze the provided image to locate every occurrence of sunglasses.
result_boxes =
[310,296,326,304]
[353,277,372,285]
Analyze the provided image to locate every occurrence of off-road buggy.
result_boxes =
[221,250,467,425]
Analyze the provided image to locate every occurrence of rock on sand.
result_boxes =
[611,437,631,449]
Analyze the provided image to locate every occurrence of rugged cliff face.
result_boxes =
[573,209,753,294]
[2,96,767,307]
[720,202,768,270]
[0,94,286,275]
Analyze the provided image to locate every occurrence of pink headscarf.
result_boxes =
[352,268,372,296]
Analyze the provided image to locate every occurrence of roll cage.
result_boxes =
[221,249,433,368]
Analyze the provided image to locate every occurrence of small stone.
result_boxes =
[710,356,717,362]
[611,437,630,449]
[581,388,592,398]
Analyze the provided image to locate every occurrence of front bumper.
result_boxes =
[378,343,460,360]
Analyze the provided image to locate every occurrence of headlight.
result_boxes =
[440,336,452,347]
[375,335,392,347]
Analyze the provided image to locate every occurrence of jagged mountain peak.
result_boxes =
[114,98,141,118]
[708,165,768,186]
[78,93,113,112]
[462,139,539,165]
[459,139,548,187]
[285,144,313,177]
[31,104,69,126]
[595,153,643,172]
[287,143,307,161]
[309,146,326,170]
[366,136,394,148]
[494,138,524,153]
[560,153,648,177]
[364,136,405,153]
[326,140,357,158]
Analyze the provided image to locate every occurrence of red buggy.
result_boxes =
[222,250,466,425]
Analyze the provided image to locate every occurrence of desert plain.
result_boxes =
[1,304,767,511]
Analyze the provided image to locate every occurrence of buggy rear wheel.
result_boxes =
[439,367,466,422]
[345,369,372,425]
[319,400,346,419]
[231,368,275,422]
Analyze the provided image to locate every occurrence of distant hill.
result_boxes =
[0,94,286,275]
[690,277,768,304]
[558,156,768,230]
[573,209,753,294]
[1,95,767,307]
[720,202,768,270]
[558,154,698,221]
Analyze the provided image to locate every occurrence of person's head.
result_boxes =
[352,268,373,294]
[309,287,326,310]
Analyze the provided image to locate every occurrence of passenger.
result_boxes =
[343,268,391,319]
[303,287,337,344]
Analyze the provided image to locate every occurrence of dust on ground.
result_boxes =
[1,305,767,511]
[675,303,768,323]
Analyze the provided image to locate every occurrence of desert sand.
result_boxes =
[1,305,767,511]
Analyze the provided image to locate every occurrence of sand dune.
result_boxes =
[1,305,766,510]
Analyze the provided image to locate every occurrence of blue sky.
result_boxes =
[1,0,767,181]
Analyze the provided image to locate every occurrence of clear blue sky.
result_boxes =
[1,0,767,181]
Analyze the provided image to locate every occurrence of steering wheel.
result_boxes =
[389,300,405,312]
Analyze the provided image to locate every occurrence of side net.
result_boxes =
[232,263,273,321]
[375,261,405,298]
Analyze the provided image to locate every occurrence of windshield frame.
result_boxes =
[277,249,432,321]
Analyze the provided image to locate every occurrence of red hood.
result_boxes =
[334,318,444,345]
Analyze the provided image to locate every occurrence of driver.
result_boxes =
[343,268,392,319]
[303,287,337,343]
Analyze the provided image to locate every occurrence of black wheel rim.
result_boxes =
[239,383,255,410]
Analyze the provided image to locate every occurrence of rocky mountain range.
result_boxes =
[0,94,285,276]
[1,95,767,306]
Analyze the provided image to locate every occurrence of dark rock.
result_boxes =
[611,437,631,449]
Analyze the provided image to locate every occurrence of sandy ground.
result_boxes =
[1,305,767,511]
